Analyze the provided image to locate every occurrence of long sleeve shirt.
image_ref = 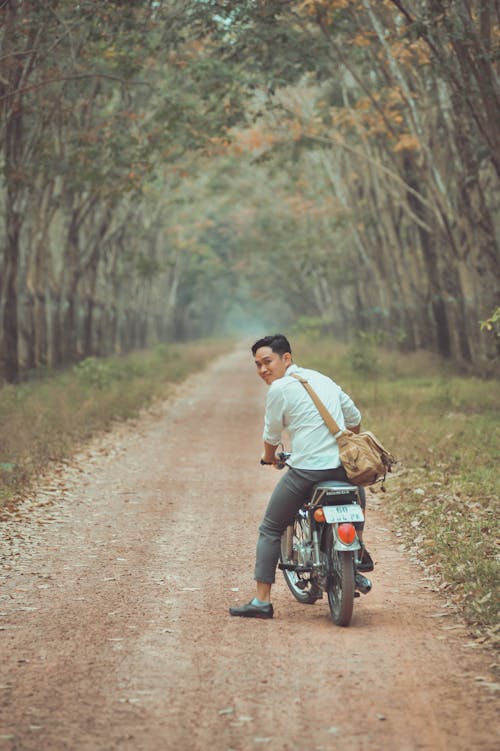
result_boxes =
[262,363,361,470]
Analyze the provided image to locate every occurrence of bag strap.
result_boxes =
[289,373,343,436]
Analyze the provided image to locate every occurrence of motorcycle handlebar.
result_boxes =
[260,451,291,469]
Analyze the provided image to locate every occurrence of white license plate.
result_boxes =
[323,504,365,524]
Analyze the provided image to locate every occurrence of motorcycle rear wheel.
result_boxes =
[280,519,320,604]
[324,526,355,626]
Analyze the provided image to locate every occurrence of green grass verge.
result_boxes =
[0,340,228,510]
[293,336,499,645]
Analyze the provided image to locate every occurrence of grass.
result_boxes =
[0,340,228,510]
[293,336,500,647]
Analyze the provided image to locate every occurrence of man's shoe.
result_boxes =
[229,601,274,619]
[355,573,372,595]
[357,544,374,572]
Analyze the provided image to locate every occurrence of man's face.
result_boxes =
[254,346,292,385]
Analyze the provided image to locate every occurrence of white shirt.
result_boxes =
[262,363,361,470]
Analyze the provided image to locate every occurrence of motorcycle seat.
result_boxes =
[310,480,360,506]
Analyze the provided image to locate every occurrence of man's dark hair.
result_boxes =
[251,334,292,357]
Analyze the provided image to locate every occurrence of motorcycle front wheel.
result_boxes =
[323,525,355,626]
[279,518,320,604]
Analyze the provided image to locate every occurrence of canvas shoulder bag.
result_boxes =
[290,373,396,488]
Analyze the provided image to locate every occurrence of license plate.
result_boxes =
[323,504,365,523]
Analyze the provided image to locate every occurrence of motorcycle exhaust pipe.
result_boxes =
[355,573,372,595]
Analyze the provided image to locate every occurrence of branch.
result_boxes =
[386,0,415,24]
[309,8,399,141]
[302,131,443,228]
[0,72,151,105]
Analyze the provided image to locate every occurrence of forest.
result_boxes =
[0,0,499,384]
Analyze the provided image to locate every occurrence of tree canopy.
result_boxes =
[0,0,499,382]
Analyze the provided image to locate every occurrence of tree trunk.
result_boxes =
[2,195,21,382]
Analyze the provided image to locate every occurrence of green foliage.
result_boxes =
[154,344,171,361]
[73,357,118,390]
[186,0,332,90]
[290,316,325,339]
[135,254,164,280]
[480,308,500,337]
[73,354,155,389]
[347,331,383,377]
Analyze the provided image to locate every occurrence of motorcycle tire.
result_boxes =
[279,518,320,604]
[323,525,355,627]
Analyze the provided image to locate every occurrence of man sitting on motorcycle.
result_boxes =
[229,333,374,619]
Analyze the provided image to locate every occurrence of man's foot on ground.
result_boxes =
[229,601,274,619]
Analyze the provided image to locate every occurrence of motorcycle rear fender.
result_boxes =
[332,526,361,552]
[334,539,361,552]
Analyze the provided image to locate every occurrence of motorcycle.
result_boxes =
[275,452,372,627]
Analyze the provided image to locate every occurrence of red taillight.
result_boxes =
[337,523,356,544]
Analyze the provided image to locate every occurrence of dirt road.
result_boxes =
[1,347,498,751]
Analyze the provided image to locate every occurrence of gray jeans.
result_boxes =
[254,466,366,584]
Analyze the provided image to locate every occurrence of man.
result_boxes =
[229,334,373,619]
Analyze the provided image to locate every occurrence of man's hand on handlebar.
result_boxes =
[260,451,291,470]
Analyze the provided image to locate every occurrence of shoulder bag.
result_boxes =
[290,373,396,488]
